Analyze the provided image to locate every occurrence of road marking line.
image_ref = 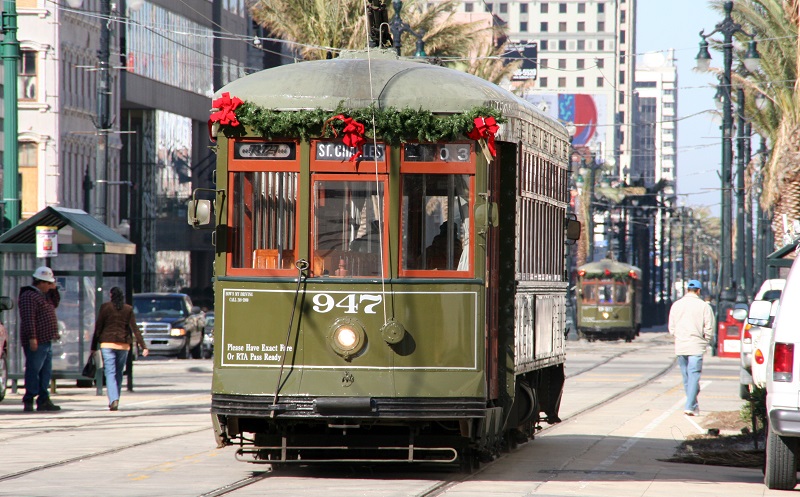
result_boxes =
[575,379,712,492]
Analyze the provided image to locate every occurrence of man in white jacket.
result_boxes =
[668,279,715,416]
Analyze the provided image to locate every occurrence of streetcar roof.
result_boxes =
[578,259,642,278]
[214,52,567,140]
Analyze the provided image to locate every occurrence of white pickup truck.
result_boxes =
[762,264,800,489]
[745,279,785,393]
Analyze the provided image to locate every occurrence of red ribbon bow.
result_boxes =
[210,92,243,127]
[326,114,366,162]
[467,116,499,157]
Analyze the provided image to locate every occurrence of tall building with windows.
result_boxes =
[8,0,263,306]
[456,1,636,182]
[633,50,677,188]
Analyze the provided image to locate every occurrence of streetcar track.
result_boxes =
[420,345,678,497]
[2,338,675,494]
[0,426,209,483]
[0,403,211,443]
[198,338,678,497]
[565,334,673,379]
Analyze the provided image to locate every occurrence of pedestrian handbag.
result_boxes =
[128,324,139,358]
[82,350,103,378]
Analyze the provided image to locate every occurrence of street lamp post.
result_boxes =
[388,1,426,57]
[696,0,760,309]
[1,0,19,229]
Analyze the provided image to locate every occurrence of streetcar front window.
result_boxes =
[230,171,298,270]
[581,282,629,304]
[401,174,471,273]
[311,178,386,277]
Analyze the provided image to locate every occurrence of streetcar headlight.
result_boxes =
[170,327,187,337]
[602,312,610,319]
[335,327,358,348]
[328,318,366,360]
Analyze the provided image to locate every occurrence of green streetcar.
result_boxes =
[576,259,643,342]
[189,51,579,470]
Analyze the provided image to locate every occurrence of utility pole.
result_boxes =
[95,0,112,224]
[735,85,747,303]
[743,121,753,297]
[1,0,19,229]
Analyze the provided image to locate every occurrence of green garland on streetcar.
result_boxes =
[218,101,505,144]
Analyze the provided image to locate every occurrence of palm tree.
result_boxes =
[724,0,800,247]
[248,0,518,85]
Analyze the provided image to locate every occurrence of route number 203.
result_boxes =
[312,293,382,314]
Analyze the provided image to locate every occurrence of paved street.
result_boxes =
[0,329,786,496]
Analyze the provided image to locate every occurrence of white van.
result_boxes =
[764,260,800,489]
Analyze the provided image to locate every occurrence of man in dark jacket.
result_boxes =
[19,266,61,412]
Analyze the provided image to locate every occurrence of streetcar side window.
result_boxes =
[311,178,386,277]
[230,171,298,270]
[401,174,471,274]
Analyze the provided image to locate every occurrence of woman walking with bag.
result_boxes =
[90,287,148,411]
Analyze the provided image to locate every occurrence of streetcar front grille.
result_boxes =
[212,394,486,419]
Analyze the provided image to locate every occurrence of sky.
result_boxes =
[637,0,732,216]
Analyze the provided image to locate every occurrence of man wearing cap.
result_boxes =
[668,279,715,416]
[19,266,61,412]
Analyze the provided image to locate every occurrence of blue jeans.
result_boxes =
[101,348,129,405]
[22,341,53,405]
[678,354,703,411]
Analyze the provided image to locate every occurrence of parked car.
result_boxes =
[133,293,206,359]
[764,260,800,489]
[745,279,786,393]
[203,310,214,359]
[0,296,14,402]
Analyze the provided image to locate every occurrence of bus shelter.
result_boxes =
[0,207,136,394]
[766,238,798,279]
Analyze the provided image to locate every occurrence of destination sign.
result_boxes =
[234,142,296,160]
[315,142,385,162]
[403,143,471,162]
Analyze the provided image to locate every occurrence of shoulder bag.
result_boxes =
[81,350,103,378]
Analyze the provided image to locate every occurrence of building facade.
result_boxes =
[633,50,677,188]
[455,0,636,183]
[9,0,262,307]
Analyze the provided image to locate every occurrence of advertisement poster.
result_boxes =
[36,226,58,258]
[524,93,609,152]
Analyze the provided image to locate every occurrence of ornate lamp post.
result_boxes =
[696,1,760,309]
[389,1,426,57]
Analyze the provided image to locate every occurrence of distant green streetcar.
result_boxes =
[576,258,643,342]
[189,51,579,470]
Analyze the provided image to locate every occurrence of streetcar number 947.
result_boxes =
[312,293,382,314]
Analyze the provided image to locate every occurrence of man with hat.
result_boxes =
[19,266,61,412]
[668,279,715,416]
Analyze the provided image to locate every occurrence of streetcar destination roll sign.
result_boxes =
[234,142,296,160]
[315,142,385,161]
